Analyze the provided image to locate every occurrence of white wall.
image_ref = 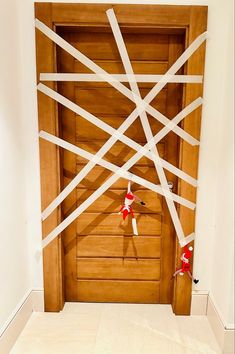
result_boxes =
[0,0,233,332]
[16,0,43,292]
[0,0,42,333]
[0,0,30,333]
[206,3,234,326]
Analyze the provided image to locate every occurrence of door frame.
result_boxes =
[35,3,207,314]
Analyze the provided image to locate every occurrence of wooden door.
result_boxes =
[57,28,184,303]
[35,3,207,314]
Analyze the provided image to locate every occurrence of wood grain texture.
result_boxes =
[57,49,78,302]
[76,213,162,236]
[160,35,184,304]
[59,25,179,304]
[76,280,160,303]
[76,189,162,214]
[35,3,64,312]
[52,4,191,26]
[75,114,166,142]
[76,236,161,258]
[74,60,168,75]
[68,166,161,190]
[76,258,161,280]
[66,32,169,61]
[75,141,165,166]
[172,6,207,315]
[35,3,207,313]
[75,87,167,116]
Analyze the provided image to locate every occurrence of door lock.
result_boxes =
[157,181,174,191]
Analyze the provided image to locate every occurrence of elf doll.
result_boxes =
[173,246,199,284]
[119,181,145,236]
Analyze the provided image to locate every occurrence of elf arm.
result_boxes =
[133,194,146,205]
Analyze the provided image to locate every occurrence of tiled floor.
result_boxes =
[10,303,221,354]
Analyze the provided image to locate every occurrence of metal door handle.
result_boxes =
[157,181,174,191]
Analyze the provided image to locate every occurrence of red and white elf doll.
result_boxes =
[119,181,145,236]
[173,246,199,284]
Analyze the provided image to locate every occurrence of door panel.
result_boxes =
[75,141,165,166]
[75,113,166,141]
[76,258,161,280]
[58,29,184,303]
[76,213,162,236]
[63,166,163,191]
[75,87,167,116]
[65,32,169,61]
[74,60,168,76]
[76,236,161,258]
[76,189,162,213]
[76,280,160,303]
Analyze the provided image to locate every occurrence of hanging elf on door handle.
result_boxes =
[173,246,199,284]
[119,181,145,236]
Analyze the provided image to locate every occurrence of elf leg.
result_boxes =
[133,194,146,206]
[173,269,183,277]
[187,271,199,284]
[132,218,138,236]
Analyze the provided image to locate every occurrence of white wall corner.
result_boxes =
[207,295,235,354]
[0,290,44,354]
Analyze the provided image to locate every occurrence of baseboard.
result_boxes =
[190,291,234,353]
[1,290,233,354]
[207,296,235,354]
[0,289,44,354]
[191,290,209,315]
[32,289,44,312]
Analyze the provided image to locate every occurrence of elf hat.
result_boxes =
[183,246,193,258]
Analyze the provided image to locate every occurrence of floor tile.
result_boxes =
[10,303,222,354]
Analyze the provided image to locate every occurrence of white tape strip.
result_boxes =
[39,131,195,209]
[38,21,206,247]
[41,95,199,247]
[42,174,119,248]
[41,117,195,248]
[38,82,199,184]
[40,73,203,84]
[35,18,206,146]
[132,218,138,236]
[145,32,207,106]
[39,84,200,220]
[179,233,195,247]
[107,8,185,242]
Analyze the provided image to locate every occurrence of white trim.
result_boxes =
[208,294,235,331]
[0,289,32,337]
[207,295,235,352]
[40,73,203,83]
[0,290,44,354]
[191,292,235,352]
[190,291,208,316]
